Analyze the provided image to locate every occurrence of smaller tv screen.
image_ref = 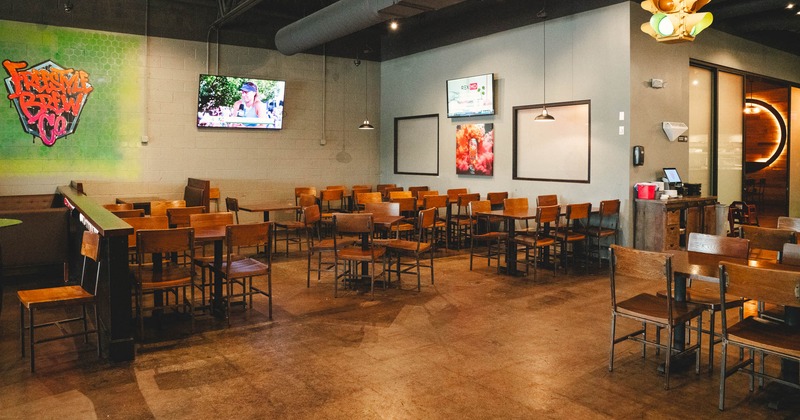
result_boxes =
[446,73,494,118]
[197,74,285,129]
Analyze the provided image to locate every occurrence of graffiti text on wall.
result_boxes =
[3,59,93,146]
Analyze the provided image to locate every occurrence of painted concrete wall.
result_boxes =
[0,20,381,223]
[379,3,634,242]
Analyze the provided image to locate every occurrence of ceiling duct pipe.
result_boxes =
[275,0,464,56]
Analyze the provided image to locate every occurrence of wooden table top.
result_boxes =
[239,202,300,212]
[667,249,789,283]
[480,208,539,220]
[116,196,163,204]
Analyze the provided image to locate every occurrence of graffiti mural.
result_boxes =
[3,59,93,146]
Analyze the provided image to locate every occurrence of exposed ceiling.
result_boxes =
[2,0,798,61]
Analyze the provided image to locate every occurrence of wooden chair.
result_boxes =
[423,194,449,250]
[727,201,758,237]
[408,186,429,200]
[486,192,508,210]
[718,261,800,410]
[150,199,186,217]
[320,188,345,214]
[208,187,220,212]
[448,193,480,250]
[122,215,169,263]
[382,186,404,201]
[332,213,387,299]
[350,186,372,212]
[468,200,507,273]
[503,197,532,233]
[225,197,241,223]
[580,199,620,270]
[388,190,413,200]
[740,225,795,260]
[416,190,439,209]
[189,212,235,308]
[385,207,437,291]
[536,194,558,207]
[133,227,196,338]
[514,206,559,280]
[111,209,145,218]
[103,203,133,211]
[17,231,101,372]
[376,184,397,198]
[295,187,317,220]
[551,202,591,274]
[391,196,418,221]
[781,242,800,265]
[364,202,414,242]
[609,244,704,390]
[661,232,749,373]
[304,205,354,288]
[355,191,382,211]
[220,222,273,325]
[167,206,206,228]
[275,195,314,257]
[777,216,800,232]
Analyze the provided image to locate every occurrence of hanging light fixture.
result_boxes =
[358,58,374,130]
[743,78,761,115]
[535,4,554,122]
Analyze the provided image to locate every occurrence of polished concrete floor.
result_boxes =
[1,248,797,419]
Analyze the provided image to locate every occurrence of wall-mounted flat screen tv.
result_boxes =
[197,74,285,129]
[446,73,494,118]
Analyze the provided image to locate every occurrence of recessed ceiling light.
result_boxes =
[389,20,399,31]
[787,3,796,9]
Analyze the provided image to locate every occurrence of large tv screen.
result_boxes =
[197,74,285,129]
[446,73,494,118]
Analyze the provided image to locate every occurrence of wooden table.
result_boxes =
[667,250,793,374]
[116,196,163,215]
[480,208,538,276]
[193,225,226,316]
[240,201,300,222]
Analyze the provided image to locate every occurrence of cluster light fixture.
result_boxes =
[640,0,713,43]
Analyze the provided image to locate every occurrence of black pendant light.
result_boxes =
[535,3,555,122]
[359,58,374,130]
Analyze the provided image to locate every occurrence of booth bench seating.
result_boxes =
[0,194,70,278]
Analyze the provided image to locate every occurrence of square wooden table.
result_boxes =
[239,201,300,222]
[479,208,538,276]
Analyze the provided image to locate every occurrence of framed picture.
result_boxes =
[513,100,590,183]
[456,123,494,176]
[394,114,439,176]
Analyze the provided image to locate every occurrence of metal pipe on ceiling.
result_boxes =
[275,0,465,56]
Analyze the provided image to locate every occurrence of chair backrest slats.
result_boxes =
[137,227,194,255]
[610,244,673,312]
[365,202,400,217]
[334,213,373,234]
[740,225,795,252]
[227,222,271,249]
[189,212,235,229]
[112,209,145,218]
[536,194,558,207]
[503,197,528,211]
[687,232,750,258]
[122,216,169,248]
[388,190,413,200]
[487,192,508,207]
[446,188,468,201]
[721,262,800,308]
[777,216,800,232]
[167,206,206,228]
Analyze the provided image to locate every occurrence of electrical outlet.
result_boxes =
[677,135,688,142]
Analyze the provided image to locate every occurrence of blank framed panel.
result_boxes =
[513,100,591,183]
[395,114,439,176]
